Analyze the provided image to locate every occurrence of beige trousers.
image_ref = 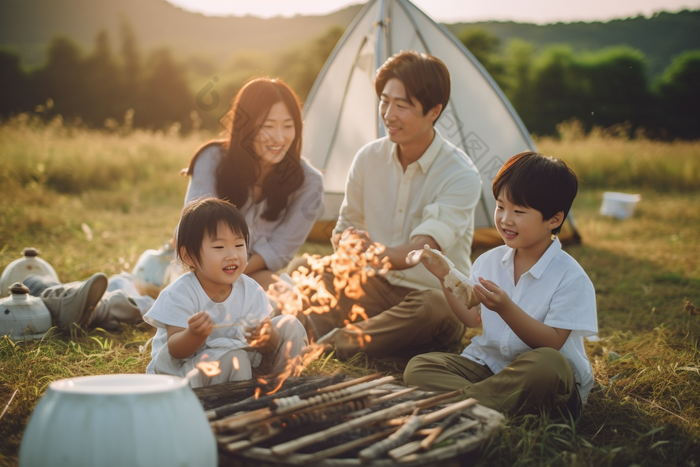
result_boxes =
[404,347,582,418]
[289,257,465,360]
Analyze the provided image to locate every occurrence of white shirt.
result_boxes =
[334,130,482,291]
[461,237,598,403]
[185,144,324,272]
[144,272,270,375]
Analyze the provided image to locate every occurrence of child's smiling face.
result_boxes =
[494,192,561,255]
[188,222,247,302]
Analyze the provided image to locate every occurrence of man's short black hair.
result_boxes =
[177,198,249,267]
[375,50,450,120]
[492,151,578,235]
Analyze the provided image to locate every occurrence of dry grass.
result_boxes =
[1,120,699,466]
[537,119,700,192]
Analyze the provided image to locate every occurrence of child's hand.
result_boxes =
[405,245,451,279]
[187,311,214,338]
[245,318,279,353]
[473,278,515,315]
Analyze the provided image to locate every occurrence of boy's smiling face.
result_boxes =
[183,222,248,302]
[494,192,563,256]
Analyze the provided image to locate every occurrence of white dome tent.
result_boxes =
[303,0,580,246]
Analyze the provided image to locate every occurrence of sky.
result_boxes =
[166,0,700,23]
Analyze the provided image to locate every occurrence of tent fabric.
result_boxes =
[302,0,580,247]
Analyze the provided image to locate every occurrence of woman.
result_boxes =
[184,77,324,292]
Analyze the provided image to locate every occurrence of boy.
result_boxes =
[404,152,598,418]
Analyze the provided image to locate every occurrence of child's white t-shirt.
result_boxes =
[460,237,598,403]
[143,272,270,375]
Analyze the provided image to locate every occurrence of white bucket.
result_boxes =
[600,192,641,219]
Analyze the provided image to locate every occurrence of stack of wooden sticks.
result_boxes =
[201,374,505,465]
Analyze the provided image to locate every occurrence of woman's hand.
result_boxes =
[473,278,516,315]
[187,311,214,338]
[405,245,451,279]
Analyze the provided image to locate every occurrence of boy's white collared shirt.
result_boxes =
[461,237,599,403]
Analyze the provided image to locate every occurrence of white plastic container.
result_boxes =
[600,192,641,220]
[19,374,217,467]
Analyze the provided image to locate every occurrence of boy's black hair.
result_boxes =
[492,151,578,235]
[177,197,249,267]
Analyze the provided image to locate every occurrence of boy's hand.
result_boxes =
[405,245,451,279]
[474,278,515,315]
[245,318,279,353]
[187,311,214,338]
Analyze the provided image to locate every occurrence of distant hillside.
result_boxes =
[1,0,698,79]
[445,10,700,78]
[0,0,363,66]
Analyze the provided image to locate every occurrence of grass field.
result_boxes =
[1,118,699,466]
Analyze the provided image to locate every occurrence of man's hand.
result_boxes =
[187,311,214,338]
[473,278,516,315]
[333,227,372,254]
[245,318,279,353]
[405,244,451,280]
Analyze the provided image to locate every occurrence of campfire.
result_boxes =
[195,374,504,465]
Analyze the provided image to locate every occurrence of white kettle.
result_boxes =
[0,282,53,340]
[0,247,60,297]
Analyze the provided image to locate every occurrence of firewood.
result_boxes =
[359,412,423,461]
[419,411,463,450]
[269,390,459,456]
[205,373,344,420]
[303,428,398,463]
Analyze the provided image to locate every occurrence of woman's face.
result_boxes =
[253,100,296,166]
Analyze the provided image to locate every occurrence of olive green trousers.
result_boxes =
[404,347,582,418]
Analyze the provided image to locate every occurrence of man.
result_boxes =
[293,50,481,359]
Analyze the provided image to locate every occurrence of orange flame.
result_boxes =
[232,356,240,370]
[196,361,221,377]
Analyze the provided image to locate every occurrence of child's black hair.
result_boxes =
[177,197,249,267]
[492,151,578,235]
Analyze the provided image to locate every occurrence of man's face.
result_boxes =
[379,78,437,146]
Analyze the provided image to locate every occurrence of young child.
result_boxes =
[404,151,598,418]
[144,197,308,388]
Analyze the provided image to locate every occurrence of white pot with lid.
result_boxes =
[19,374,217,467]
[0,282,53,340]
[0,247,60,297]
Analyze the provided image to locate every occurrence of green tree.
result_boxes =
[276,25,344,101]
[503,39,535,129]
[578,47,652,131]
[529,45,586,136]
[656,50,700,139]
[35,35,86,121]
[458,27,507,91]
[0,49,31,116]
[81,30,125,126]
[119,19,142,113]
[138,48,194,130]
